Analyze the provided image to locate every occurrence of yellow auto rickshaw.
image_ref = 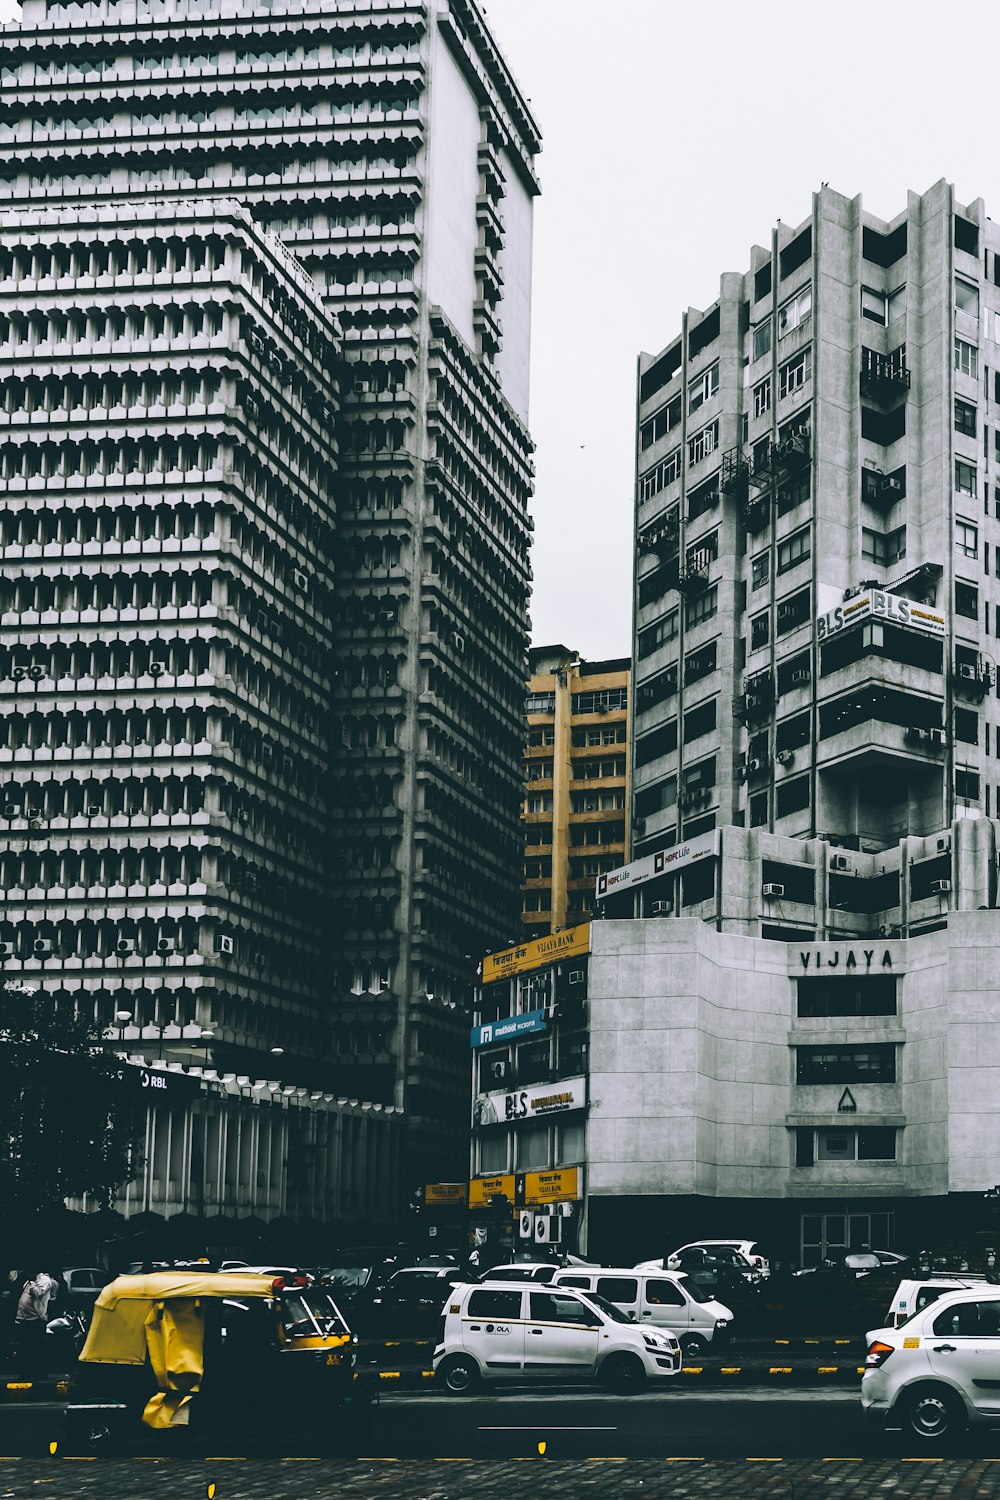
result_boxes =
[64,1268,369,1453]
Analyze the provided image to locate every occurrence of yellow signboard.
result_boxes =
[481,924,590,985]
[468,1174,516,1209]
[425,1182,468,1208]
[524,1167,580,1205]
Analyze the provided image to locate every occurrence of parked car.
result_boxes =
[434,1279,681,1394]
[356,1265,464,1336]
[552,1266,733,1356]
[871,1250,909,1269]
[635,1246,720,1291]
[674,1239,770,1279]
[476,1262,561,1284]
[881,1274,988,1329]
[794,1252,882,1278]
[57,1268,112,1314]
[863,1285,1000,1443]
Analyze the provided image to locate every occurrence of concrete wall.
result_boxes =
[425,27,481,348]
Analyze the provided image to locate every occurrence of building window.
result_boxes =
[777,526,811,574]
[956,768,981,800]
[777,470,811,516]
[955,707,978,744]
[751,552,770,590]
[955,460,977,497]
[685,586,718,628]
[778,284,812,337]
[526,693,556,715]
[638,609,679,659]
[688,420,719,466]
[955,277,980,318]
[861,285,905,325]
[955,337,979,380]
[687,478,719,521]
[796,1045,896,1084]
[573,687,628,715]
[683,698,717,744]
[956,518,979,558]
[749,790,768,827]
[750,612,770,650]
[684,640,718,684]
[525,793,553,813]
[639,449,681,501]
[779,347,812,399]
[752,322,772,361]
[640,394,682,450]
[776,774,810,817]
[688,361,719,414]
[809,1127,896,1163]
[861,525,906,566]
[776,587,811,635]
[478,1133,509,1173]
[752,377,771,418]
[955,580,979,620]
[955,398,977,438]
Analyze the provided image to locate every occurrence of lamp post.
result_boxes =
[114,1008,132,1044]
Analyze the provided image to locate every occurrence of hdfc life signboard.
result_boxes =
[596,829,719,900]
[816,588,946,642]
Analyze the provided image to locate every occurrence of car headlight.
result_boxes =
[715,1318,729,1328]
[642,1332,670,1351]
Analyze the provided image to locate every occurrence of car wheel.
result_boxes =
[438,1355,480,1396]
[899,1385,966,1445]
[680,1334,707,1358]
[602,1353,646,1394]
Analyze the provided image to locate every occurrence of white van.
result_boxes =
[434,1280,681,1394]
[551,1266,733,1356]
[882,1274,988,1330]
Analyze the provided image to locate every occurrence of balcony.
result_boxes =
[721,446,750,500]
[637,512,680,557]
[952,658,994,702]
[860,349,910,404]
[675,548,712,595]
[741,492,770,532]
[817,703,946,774]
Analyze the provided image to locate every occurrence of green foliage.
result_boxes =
[0,982,143,1219]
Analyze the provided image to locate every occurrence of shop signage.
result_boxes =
[424,1182,468,1207]
[798,948,894,971]
[524,1167,580,1205]
[481,924,590,984]
[468,1174,515,1209]
[140,1069,168,1091]
[596,830,718,899]
[816,588,946,643]
[470,1009,547,1049]
[475,1075,586,1127]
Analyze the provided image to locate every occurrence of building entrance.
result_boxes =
[800,1210,894,1267]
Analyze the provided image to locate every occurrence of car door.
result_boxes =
[462,1287,526,1378]
[925,1299,1000,1414]
[524,1289,601,1378]
[640,1276,690,1337]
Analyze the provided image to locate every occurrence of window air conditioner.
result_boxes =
[775,749,794,766]
[0,942,11,958]
[879,475,903,496]
[32,938,54,955]
[930,879,951,894]
[11,667,26,681]
[762,883,784,897]
[25,806,41,819]
[2,804,17,818]
[253,951,267,967]
[830,854,849,871]
[28,665,45,681]
[292,568,310,592]
[927,729,946,747]
[568,970,585,985]
[215,934,235,956]
[791,668,810,686]
[937,837,951,853]
[451,631,466,653]
[156,939,176,954]
[149,661,166,676]
[651,899,672,915]
[957,663,977,680]
[491,1060,507,1082]
[86,804,102,817]
[116,939,135,956]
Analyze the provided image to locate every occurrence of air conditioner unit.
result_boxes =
[745,758,762,775]
[843,586,861,601]
[2,804,17,818]
[936,836,951,853]
[156,939,176,954]
[879,475,903,496]
[957,663,977,680]
[85,804,102,817]
[292,568,310,592]
[927,729,946,748]
[0,942,11,958]
[491,1060,507,1082]
[236,805,249,822]
[25,806,41,819]
[116,939,135,956]
[303,712,316,730]
[762,882,784,897]
[830,854,850,871]
[651,900,672,916]
[930,879,951,894]
[568,970,585,985]
[451,632,466,653]
[215,934,235,956]
[11,667,26,681]
[32,939,54,955]
[149,661,166,676]
[261,745,274,764]
[28,665,45,681]
[904,725,924,744]
[791,669,810,686]
[775,749,794,766]
[777,603,795,621]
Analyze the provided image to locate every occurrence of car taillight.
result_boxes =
[865,1341,894,1369]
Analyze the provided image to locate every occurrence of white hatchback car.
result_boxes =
[863,1285,1000,1443]
[658,1239,770,1278]
[434,1279,681,1394]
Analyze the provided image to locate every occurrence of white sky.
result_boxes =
[1,0,997,660]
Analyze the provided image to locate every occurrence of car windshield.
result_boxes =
[676,1274,714,1304]
[323,1266,370,1288]
[582,1292,632,1325]
[280,1290,349,1339]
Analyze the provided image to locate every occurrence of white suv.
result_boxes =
[434,1280,681,1394]
[863,1285,1000,1443]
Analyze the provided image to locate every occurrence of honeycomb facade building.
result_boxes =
[0,0,540,1178]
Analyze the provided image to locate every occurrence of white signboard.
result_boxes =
[596,830,719,900]
[475,1075,587,1126]
[816,588,945,643]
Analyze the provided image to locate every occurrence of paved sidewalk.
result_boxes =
[0,1457,992,1498]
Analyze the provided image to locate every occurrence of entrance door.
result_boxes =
[800,1210,894,1267]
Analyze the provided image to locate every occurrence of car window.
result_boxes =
[530,1291,597,1326]
[583,1293,631,1325]
[597,1276,639,1304]
[915,1285,961,1314]
[979,1302,1000,1336]
[556,1275,592,1290]
[467,1288,522,1320]
[487,1268,532,1281]
[644,1279,686,1307]
[675,1273,713,1304]
[932,1301,985,1337]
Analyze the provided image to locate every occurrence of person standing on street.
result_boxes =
[14,1271,57,1375]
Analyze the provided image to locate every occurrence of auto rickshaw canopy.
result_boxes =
[82,1272,280,1367]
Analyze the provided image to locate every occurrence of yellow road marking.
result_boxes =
[823,1458,863,1462]
[769,1367,793,1374]
[902,1458,944,1463]
[682,1366,703,1374]
[746,1457,783,1462]
[834,1339,851,1345]
[720,1367,741,1374]
[818,1367,839,1373]
[665,1457,705,1461]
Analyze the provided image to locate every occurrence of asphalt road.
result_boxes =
[5,1385,1000,1460]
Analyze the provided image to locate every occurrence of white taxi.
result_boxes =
[434,1279,681,1394]
[863,1284,1000,1443]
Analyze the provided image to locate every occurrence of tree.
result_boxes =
[0,981,143,1249]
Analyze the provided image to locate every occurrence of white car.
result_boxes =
[863,1284,1000,1443]
[434,1279,681,1394]
[667,1239,770,1278]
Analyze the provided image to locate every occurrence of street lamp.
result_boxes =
[114,1008,132,1043]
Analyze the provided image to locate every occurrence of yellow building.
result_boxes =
[522,647,631,935]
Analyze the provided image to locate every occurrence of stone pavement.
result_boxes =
[0,1458,995,1498]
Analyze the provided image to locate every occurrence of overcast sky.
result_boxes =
[1,0,996,660]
